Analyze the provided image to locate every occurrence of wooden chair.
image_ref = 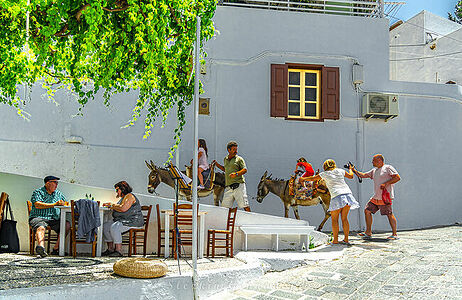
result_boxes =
[121,205,152,256]
[0,192,9,231]
[172,203,199,259]
[70,200,99,258]
[155,204,173,257]
[207,207,238,258]
[27,200,59,255]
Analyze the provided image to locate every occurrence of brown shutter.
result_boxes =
[321,66,340,120]
[270,64,288,117]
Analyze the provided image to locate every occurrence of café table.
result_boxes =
[56,205,110,257]
[161,209,208,259]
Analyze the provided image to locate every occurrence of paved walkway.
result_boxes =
[215,225,462,300]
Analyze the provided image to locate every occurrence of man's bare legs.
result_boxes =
[387,213,398,236]
[36,227,46,248]
[364,209,373,236]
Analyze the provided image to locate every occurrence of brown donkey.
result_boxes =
[145,160,225,206]
[256,171,331,231]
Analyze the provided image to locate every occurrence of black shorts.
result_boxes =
[29,217,61,233]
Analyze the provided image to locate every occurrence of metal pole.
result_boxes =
[24,0,30,104]
[191,15,200,300]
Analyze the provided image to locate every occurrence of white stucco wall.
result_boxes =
[390,10,462,84]
[1,6,461,234]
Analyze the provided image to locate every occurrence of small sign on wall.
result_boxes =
[199,98,210,115]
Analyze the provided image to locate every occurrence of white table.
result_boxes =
[162,210,208,259]
[57,205,109,257]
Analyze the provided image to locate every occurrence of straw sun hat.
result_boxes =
[113,258,168,279]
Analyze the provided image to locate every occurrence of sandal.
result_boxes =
[387,235,399,240]
[358,232,372,239]
[339,241,352,247]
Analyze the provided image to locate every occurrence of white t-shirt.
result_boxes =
[365,164,398,199]
[319,168,352,199]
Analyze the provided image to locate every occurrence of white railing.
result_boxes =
[219,0,383,18]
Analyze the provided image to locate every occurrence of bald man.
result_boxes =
[353,154,401,240]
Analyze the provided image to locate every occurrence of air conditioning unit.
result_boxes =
[362,93,399,121]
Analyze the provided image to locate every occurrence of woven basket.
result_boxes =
[113,258,168,279]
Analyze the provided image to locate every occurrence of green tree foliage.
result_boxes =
[0,0,217,157]
[448,0,462,24]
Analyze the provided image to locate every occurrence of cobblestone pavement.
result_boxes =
[216,225,462,300]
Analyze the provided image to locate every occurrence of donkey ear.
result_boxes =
[262,171,268,178]
[145,160,154,171]
[150,160,157,170]
[268,173,273,179]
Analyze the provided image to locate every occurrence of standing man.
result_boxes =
[29,176,70,257]
[214,141,251,212]
[353,154,401,240]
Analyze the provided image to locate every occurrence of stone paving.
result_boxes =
[215,225,462,300]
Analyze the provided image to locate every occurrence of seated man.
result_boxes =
[29,176,70,257]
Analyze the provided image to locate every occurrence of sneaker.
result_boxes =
[108,251,123,257]
[102,249,115,256]
[35,245,48,258]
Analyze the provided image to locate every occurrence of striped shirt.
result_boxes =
[29,187,67,220]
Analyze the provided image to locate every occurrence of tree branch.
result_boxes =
[43,69,73,80]
[54,24,70,37]
[76,3,91,23]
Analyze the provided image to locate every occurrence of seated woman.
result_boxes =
[190,139,209,190]
[102,181,144,257]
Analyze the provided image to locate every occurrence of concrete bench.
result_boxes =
[239,224,315,251]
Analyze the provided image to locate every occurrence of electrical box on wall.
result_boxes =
[199,98,210,115]
[353,64,364,85]
[362,93,399,121]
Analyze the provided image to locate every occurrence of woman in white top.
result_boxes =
[191,139,209,189]
[300,159,359,245]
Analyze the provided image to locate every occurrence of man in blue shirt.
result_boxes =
[29,176,70,257]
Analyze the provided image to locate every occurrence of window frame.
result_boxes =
[287,68,321,120]
[270,63,340,122]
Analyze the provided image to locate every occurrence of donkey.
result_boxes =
[145,160,225,206]
[256,171,331,231]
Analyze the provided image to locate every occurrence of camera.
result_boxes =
[344,161,354,169]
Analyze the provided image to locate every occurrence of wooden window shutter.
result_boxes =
[321,66,340,120]
[270,64,288,117]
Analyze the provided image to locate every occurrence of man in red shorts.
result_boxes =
[353,154,401,240]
